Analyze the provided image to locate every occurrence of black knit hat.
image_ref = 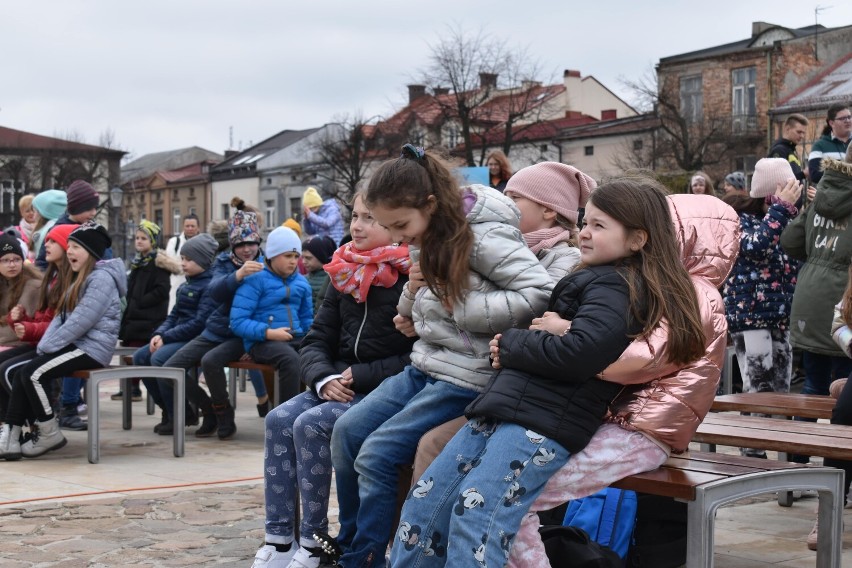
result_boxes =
[304,235,337,264]
[0,234,24,261]
[68,222,111,260]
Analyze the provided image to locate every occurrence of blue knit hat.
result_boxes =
[265,227,302,259]
[32,190,67,221]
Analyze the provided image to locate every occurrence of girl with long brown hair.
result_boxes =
[321,144,551,567]
[0,222,125,459]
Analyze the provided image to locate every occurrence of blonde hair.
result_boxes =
[18,194,34,213]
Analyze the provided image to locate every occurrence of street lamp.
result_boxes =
[109,187,125,261]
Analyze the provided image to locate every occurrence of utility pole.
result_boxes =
[814,5,831,61]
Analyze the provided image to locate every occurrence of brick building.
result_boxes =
[655,21,852,187]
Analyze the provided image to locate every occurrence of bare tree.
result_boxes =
[309,115,400,208]
[622,70,749,172]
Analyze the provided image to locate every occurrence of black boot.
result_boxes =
[195,411,217,437]
[153,409,170,434]
[213,401,236,440]
[59,403,87,431]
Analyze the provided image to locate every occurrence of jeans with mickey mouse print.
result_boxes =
[389,417,571,568]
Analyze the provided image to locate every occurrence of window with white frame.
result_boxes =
[732,67,757,132]
[679,75,703,123]
[173,208,181,235]
[265,200,275,229]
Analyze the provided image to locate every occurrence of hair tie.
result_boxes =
[401,144,426,162]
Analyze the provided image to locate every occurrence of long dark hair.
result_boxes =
[721,192,765,216]
[365,147,474,304]
[587,177,705,366]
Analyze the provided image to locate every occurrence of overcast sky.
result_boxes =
[3,1,851,162]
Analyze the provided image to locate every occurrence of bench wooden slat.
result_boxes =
[712,392,835,419]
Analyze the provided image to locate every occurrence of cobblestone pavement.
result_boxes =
[0,484,277,567]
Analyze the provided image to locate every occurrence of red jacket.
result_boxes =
[7,307,55,346]
[600,194,740,452]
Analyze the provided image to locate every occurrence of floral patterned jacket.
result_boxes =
[723,198,798,333]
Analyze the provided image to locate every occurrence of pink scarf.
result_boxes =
[324,243,411,303]
[523,227,577,255]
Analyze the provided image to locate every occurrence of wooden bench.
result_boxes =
[712,392,835,420]
[610,451,843,568]
[226,361,279,408]
[70,365,186,464]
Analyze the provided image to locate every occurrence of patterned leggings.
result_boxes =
[263,390,361,545]
[730,328,792,396]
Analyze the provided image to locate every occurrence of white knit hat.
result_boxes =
[265,227,302,259]
[750,158,795,199]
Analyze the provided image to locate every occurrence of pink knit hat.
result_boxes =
[504,162,596,224]
[750,158,795,199]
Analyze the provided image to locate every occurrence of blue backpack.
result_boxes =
[562,488,638,560]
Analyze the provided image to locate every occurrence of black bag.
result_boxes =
[626,494,688,568]
[539,525,622,568]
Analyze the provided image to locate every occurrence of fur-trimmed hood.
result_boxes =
[154,248,182,275]
[812,158,852,220]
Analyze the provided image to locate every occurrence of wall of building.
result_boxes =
[211,178,259,223]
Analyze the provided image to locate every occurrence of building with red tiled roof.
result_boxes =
[0,125,126,229]
[372,69,637,170]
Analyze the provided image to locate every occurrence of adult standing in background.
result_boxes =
[769,114,809,182]
[808,103,851,185]
[486,150,513,192]
[302,186,344,246]
[165,214,200,311]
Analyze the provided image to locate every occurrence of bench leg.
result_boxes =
[239,369,246,392]
[776,451,793,507]
[685,498,713,568]
[228,368,237,409]
[274,371,280,407]
[816,488,843,568]
[87,379,100,464]
[122,378,132,430]
[171,375,185,458]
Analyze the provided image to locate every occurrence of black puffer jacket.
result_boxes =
[300,276,416,393]
[465,265,643,453]
[120,251,181,342]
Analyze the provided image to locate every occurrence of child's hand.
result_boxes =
[9,305,24,322]
[236,260,264,281]
[807,185,817,202]
[321,376,355,403]
[408,262,426,294]
[149,335,163,353]
[530,311,571,336]
[394,314,417,337]
[266,327,293,341]
[489,334,502,369]
[13,323,25,339]
[776,178,802,205]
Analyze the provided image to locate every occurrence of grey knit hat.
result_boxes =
[180,233,218,270]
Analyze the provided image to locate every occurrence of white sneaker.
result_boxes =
[287,545,324,568]
[251,544,299,568]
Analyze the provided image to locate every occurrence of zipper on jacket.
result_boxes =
[353,301,368,363]
[284,285,294,331]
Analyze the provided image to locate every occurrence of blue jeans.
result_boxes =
[331,366,479,568]
[263,390,364,545]
[134,342,187,418]
[389,419,571,568]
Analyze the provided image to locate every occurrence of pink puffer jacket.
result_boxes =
[600,194,740,452]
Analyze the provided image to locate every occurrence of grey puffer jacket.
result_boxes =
[397,185,552,392]
[537,242,581,284]
[38,259,127,367]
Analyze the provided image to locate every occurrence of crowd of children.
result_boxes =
[3,138,852,564]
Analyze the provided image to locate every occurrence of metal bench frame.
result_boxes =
[81,366,185,464]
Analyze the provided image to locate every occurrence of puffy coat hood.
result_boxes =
[811,158,852,220]
[464,183,522,227]
[601,194,739,452]
[97,258,128,298]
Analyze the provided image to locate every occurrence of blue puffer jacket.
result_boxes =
[154,269,215,344]
[723,200,798,332]
[38,259,127,367]
[230,264,313,352]
[201,252,264,342]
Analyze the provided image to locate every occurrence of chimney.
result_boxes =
[479,72,498,90]
[433,86,450,96]
[601,109,617,121]
[752,21,773,37]
[521,80,542,91]
[564,69,581,79]
[407,84,427,104]
[224,150,239,160]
